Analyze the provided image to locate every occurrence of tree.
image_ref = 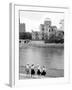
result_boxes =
[19,32,32,40]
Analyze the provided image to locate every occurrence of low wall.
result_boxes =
[19,40,64,48]
[30,41,64,48]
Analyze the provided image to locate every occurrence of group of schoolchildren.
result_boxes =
[25,64,46,77]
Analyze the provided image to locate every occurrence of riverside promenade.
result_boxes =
[19,67,64,79]
[19,40,64,48]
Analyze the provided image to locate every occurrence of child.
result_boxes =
[31,64,35,77]
[25,64,30,74]
[41,66,46,76]
[37,64,41,76]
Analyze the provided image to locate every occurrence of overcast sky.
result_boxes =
[20,11,64,32]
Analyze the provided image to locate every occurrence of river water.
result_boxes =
[19,47,64,78]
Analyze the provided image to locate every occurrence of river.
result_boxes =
[19,46,64,78]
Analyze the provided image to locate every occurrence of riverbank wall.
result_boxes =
[30,41,64,48]
[19,40,64,48]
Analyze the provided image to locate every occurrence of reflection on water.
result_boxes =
[19,47,64,70]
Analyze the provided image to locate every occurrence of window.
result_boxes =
[49,29,50,32]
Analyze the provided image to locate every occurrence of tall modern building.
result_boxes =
[19,18,26,32]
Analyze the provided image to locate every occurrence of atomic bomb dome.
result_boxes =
[44,18,51,26]
[44,18,51,21]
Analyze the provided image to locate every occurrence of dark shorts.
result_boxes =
[41,71,46,76]
[31,69,35,75]
[37,70,41,75]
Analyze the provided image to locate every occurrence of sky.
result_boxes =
[20,11,64,32]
